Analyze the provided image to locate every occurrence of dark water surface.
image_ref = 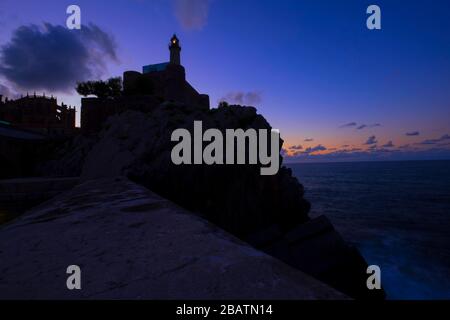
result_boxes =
[289,160,450,299]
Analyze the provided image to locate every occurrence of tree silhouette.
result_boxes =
[76,77,122,99]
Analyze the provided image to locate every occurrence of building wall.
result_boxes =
[83,62,210,133]
[123,64,210,109]
[0,96,76,136]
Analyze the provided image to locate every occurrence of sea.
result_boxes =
[288,160,450,300]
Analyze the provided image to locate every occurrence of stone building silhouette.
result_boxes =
[81,35,210,133]
[0,93,76,136]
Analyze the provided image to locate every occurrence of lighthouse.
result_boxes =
[169,34,181,65]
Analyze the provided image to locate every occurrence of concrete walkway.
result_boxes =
[0,177,346,299]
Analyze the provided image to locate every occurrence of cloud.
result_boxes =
[284,140,450,163]
[340,122,357,128]
[365,135,378,145]
[0,82,12,97]
[0,23,118,93]
[418,134,450,145]
[356,123,380,130]
[173,0,210,30]
[219,91,262,106]
[382,141,394,148]
[289,145,303,150]
[406,131,420,136]
[304,144,327,154]
[420,139,437,145]
[304,138,314,142]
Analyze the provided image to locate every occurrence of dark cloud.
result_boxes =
[304,144,327,154]
[0,23,118,93]
[340,122,357,128]
[356,123,380,130]
[289,145,303,150]
[420,139,437,145]
[173,0,209,30]
[382,141,395,148]
[365,135,378,145]
[219,91,262,106]
[406,131,420,136]
[418,134,450,146]
[304,138,314,142]
[0,82,12,97]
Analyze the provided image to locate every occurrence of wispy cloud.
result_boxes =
[0,82,13,98]
[340,122,357,128]
[304,144,327,154]
[365,135,378,145]
[289,145,303,150]
[417,134,450,145]
[406,131,420,136]
[173,0,210,30]
[382,141,395,148]
[304,138,314,142]
[284,146,450,163]
[356,123,380,130]
[219,91,262,106]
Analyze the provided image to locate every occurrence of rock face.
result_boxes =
[77,103,310,237]
[247,216,385,299]
[0,177,346,300]
[37,101,385,299]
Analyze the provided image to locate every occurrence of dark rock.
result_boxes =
[38,101,385,299]
[74,105,311,237]
[260,215,386,299]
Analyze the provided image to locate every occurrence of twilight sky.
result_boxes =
[0,0,449,162]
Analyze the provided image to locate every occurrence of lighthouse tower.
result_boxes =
[169,34,181,65]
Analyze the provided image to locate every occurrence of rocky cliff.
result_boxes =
[37,101,385,299]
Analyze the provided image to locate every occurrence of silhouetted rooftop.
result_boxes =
[143,62,169,73]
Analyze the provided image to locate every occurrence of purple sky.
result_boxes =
[0,0,449,162]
